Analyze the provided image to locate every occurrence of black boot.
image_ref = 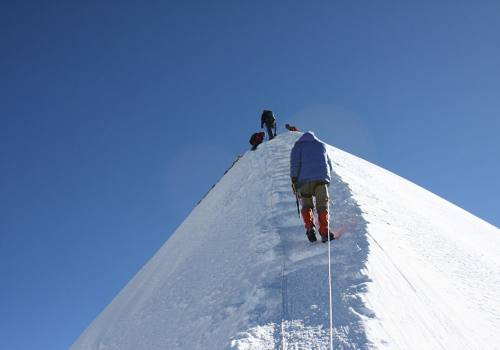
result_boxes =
[321,232,335,243]
[306,228,317,242]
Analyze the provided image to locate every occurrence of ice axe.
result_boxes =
[292,182,300,218]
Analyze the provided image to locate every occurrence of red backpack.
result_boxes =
[250,132,265,145]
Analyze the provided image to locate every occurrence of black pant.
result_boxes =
[265,123,275,140]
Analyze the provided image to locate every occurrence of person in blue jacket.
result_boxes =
[290,131,334,243]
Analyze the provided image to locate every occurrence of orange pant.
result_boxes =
[301,208,330,237]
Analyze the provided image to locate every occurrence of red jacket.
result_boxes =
[249,132,265,146]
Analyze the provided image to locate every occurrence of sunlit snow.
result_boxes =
[71,132,500,350]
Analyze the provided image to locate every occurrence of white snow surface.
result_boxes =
[71,132,500,350]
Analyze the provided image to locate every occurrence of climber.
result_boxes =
[249,132,265,151]
[261,110,277,140]
[290,131,334,243]
[285,123,300,132]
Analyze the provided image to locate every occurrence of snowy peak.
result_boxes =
[72,132,500,350]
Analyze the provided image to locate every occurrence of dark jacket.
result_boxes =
[261,110,276,128]
[290,132,333,185]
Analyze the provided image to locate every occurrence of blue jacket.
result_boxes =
[290,132,333,185]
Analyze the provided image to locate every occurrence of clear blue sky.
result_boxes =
[1,1,499,349]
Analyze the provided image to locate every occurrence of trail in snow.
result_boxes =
[249,133,373,349]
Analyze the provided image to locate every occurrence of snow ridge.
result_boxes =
[71,132,500,350]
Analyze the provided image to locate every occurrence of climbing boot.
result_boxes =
[321,231,335,243]
[306,228,317,242]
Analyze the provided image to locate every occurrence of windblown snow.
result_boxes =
[71,132,500,350]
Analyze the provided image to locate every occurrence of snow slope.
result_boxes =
[71,132,500,350]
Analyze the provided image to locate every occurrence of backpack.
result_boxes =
[249,132,265,145]
[262,110,275,124]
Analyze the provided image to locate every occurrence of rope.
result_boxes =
[327,195,334,350]
[327,227,333,350]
